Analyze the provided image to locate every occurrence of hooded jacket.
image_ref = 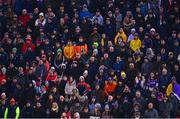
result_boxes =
[104,81,117,96]
[130,38,142,52]
[65,80,76,95]
[63,45,75,60]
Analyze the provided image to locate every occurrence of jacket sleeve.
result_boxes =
[15,106,20,119]
[4,107,8,119]
[114,33,119,45]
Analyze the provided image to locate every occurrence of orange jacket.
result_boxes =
[104,81,117,96]
[63,45,75,60]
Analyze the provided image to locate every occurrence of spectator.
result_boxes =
[144,102,158,118]
[4,98,20,119]
[0,0,179,118]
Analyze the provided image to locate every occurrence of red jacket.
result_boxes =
[19,14,30,27]
[0,74,7,84]
[46,73,57,81]
[21,39,35,54]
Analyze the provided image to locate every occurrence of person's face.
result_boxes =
[36,102,41,108]
[163,96,168,102]
[10,101,15,106]
[104,53,109,59]
[148,103,153,109]
[136,91,141,97]
[22,9,27,15]
[34,8,39,14]
[150,72,155,78]
[52,87,57,93]
[174,64,179,71]
[96,11,100,16]
[69,77,73,82]
[61,113,67,119]
[90,57,95,62]
[116,57,121,62]
[76,53,81,59]
[95,85,100,90]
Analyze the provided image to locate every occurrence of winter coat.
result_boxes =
[112,61,125,73]
[159,101,172,118]
[104,81,117,96]
[4,105,20,119]
[46,73,57,81]
[21,39,35,54]
[65,80,76,95]
[91,89,105,104]
[35,64,47,78]
[19,14,30,27]
[77,81,91,96]
[144,109,159,118]
[21,106,34,118]
[130,38,142,52]
[63,45,75,60]
[114,31,127,44]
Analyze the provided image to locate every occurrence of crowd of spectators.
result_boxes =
[0,0,180,118]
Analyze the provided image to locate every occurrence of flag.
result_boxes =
[173,83,180,101]
[166,83,180,101]
[166,83,173,96]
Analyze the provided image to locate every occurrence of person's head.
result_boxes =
[79,76,85,82]
[1,93,6,100]
[116,56,121,62]
[129,63,135,69]
[150,28,156,35]
[108,95,113,101]
[76,53,81,59]
[83,106,89,113]
[162,68,168,76]
[148,102,154,109]
[26,102,31,107]
[119,28,124,33]
[48,94,54,100]
[34,8,39,14]
[134,33,139,39]
[36,102,41,108]
[135,91,141,98]
[69,76,74,82]
[174,64,179,71]
[52,87,57,93]
[61,112,67,119]
[168,52,174,59]
[74,112,80,119]
[95,84,100,90]
[96,9,100,16]
[10,98,16,106]
[104,53,109,59]
[83,70,88,77]
[22,9,27,15]
[104,104,110,112]
[163,95,168,102]
[131,28,136,34]
[59,95,65,102]
[52,102,58,109]
[90,56,95,62]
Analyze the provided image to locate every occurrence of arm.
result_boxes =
[4,108,8,119]
[15,107,20,119]
[114,33,119,44]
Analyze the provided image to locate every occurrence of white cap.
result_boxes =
[50,67,55,70]
[131,28,136,32]
[150,28,156,32]
[39,12,44,17]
